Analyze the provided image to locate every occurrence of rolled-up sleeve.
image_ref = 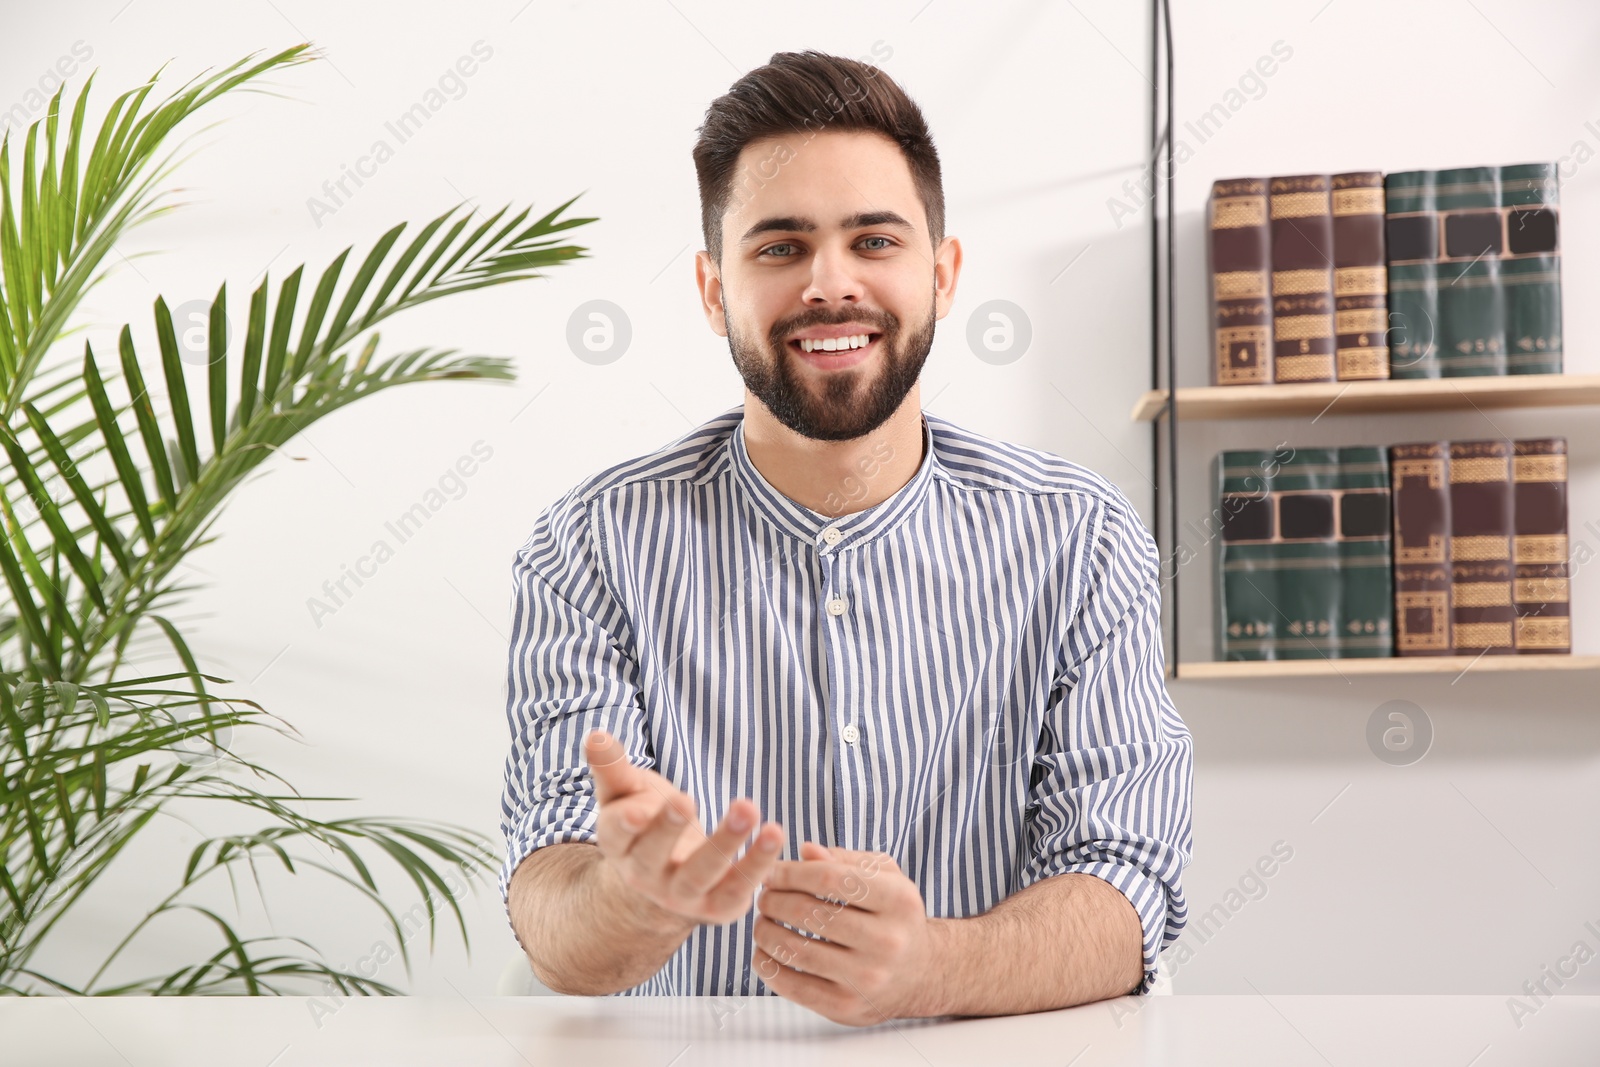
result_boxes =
[1016,492,1194,996]
[497,485,653,922]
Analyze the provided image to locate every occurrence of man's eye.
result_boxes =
[760,243,797,258]
[860,236,892,251]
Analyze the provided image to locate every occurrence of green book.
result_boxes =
[1216,449,1282,660]
[1435,166,1506,376]
[1499,162,1563,375]
[1384,170,1441,378]
[1272,448,1343,658]
[1335,446,1393,657]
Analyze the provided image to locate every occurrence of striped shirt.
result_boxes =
[498,403,1193,997]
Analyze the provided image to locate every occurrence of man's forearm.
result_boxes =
[508,842,695,995]
[922,872,1147,1016]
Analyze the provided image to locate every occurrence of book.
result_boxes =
[1449,439,1516,654]
[1435,167,1507,376]
[1207,178,1274,385]
[1330,172,1390,381]
[1500,163,1564,375]
[1384,170,1441,379]
[1269,174,1336,383]
[1335,446,1393,656]
[1269,447,1343,657]
[1390,441,1454,655]
[1512,437,1571,653]
[1217,449,1283,659]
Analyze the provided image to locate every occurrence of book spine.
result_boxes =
[1336,446,1393,657]
[1513,437,1571,653]
[1270,174,1336,382]
[1331,171,1390,380]
[1390,441,1454,655]
[1385,171,1441,378]
[1449,438,1516,654]
[1208,179,1274,385]
[1435,166,1507,376]
[1271,447,1342,657]
[1217,449,1285,659]
[1499,162,1564,375]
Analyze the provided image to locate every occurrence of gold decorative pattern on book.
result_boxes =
[1270,191,1329,219]
[1451,535,1510,561]
[1331,188,1384,216]
[1395,533,1445,565]
[1336,349,1388,379]
[1212,196,1266,228]
[1334,266,1387,296]
[1451,581,1512,608]
[1449,456,1510,483]
[1396,590,1450,650]
[1515,617,1570,649]
[1392,458,1443,490]
[1274,354,1335,381]
[1272,314,1333,340]
[1272,269,1330,296]
[1513,455,1567,482]
[1514,578,1568,603]
[1336,308,1388,332]
[1216,327,1269,383]
[1514,534,1568,564]
[1214,270,1268,301]
[1452,621,1513,648]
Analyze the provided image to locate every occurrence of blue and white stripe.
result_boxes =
[499,403,1193,996]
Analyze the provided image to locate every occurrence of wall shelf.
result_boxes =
[1175,655,1600,680]
[1131,373,1600,422]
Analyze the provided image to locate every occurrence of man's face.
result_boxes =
[697,129,959,442]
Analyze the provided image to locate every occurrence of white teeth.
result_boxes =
[799,333,872,353]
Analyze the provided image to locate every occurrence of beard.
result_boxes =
[725,290,936,442]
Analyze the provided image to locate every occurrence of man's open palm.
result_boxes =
[585,729,785,926]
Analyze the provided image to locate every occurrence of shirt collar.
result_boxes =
[726,404,939,552]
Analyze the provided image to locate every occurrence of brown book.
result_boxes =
[1449,439,1516,655]
[1270,174,1336,383]
[1391,442,1453,655]
[1512,437,1570,653]
[1330,171,1390,381]
[1208,178,1273,385]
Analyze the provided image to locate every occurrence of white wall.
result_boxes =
[3,0,1595,1003]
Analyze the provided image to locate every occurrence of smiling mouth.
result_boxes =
[786,333,884,366]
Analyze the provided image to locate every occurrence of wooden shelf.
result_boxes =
[1130,373,1600,422]
[1175,655,1600,680]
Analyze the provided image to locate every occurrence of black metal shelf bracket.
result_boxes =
[1149,0,1180,675]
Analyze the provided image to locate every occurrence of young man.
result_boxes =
[499,50,1193,1026]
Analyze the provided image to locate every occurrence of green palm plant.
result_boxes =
[0,45,594,994]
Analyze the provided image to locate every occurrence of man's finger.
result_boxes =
[762,857,888,912]
[622,789,697,879]
[584,729,639,804]
[667,798,759,898]
[704,822,785,915]
[756,888,873,948]
[594,793,661,856]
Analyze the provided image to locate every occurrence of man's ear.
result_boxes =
[694,249,728,338]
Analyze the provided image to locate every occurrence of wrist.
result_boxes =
[916,917,961,1018]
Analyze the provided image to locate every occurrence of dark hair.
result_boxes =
[692,49,944,266]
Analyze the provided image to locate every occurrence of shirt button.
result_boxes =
[821,527,843,546]
[842,723,860,744]
[827,597,848,616]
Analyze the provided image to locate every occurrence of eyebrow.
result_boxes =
[738,210,916,247]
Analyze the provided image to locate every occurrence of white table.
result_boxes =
[3,994,1595,1065]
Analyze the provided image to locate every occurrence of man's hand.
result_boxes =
[585,729,785,927]
[753,842,947,1027]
